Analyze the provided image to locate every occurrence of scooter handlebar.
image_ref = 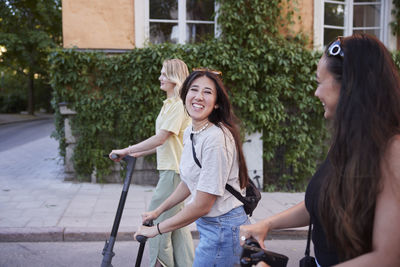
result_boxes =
[110,153,119,160]
[240,237,288,267]
[136,220,154,244]
[103,154,120,160]
[136,235,147,244]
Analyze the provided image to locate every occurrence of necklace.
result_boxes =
[191,122,209,135]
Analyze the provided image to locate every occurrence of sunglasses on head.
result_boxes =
[327,37,344,58]
[192,68,222,76]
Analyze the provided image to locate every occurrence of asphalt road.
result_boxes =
[0,119,54,152]
[0,239,310,267]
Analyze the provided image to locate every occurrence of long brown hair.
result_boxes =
[320,34,400,260]
[180,70,250,189]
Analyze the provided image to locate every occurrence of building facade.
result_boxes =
[62,0,397,51]
[61,0,398,185]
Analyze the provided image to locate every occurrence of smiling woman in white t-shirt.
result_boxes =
[135,69,251,266]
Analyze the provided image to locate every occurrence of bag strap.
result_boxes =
[190,133,202,168]
[305,221,312,256]
[225,183,246,203]
[190,133,245,203]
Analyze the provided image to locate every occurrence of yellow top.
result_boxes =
[156,97,191,173]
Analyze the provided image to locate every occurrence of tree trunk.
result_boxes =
[27,72,34,115]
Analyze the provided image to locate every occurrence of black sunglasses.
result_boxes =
[327,37,344,58]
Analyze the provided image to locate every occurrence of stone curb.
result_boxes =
[0,116,52,125]
[0,227,307,242]
[0,227,64,242]
[0,113,54,125]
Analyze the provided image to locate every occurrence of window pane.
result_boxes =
[353,29,380,38]
[187,23,214,43]
[324,28,344,47]
[186,0,214,21]
[150,0,178,20]
[353,4,380,28]
[150,23,178,44]
[354,0,379,2]
[324,3,345,26]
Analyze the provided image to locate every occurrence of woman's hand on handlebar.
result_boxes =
[134,224,158,240]
[141,210,160,224]
[108,149,127,162]
[239,220,272,250]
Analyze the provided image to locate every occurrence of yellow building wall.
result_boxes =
[62,0,314,49]
[62,0,135,49]
[279,0,314,44]
[294,0,314,40]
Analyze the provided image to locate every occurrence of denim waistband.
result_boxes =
[200,206,246,223]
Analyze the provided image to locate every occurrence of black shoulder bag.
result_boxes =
[190,133,261,216]
[299,222,317,267]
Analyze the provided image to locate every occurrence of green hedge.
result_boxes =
[49,38,327,190]
[49,0,330,190]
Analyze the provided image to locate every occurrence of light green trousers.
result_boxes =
[148,170,195,267]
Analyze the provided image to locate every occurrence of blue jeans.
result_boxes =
[193,206,249,267]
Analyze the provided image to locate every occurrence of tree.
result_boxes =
[0,0,62,114]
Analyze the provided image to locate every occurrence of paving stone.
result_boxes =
[0,117,307,242]
[58,217,90,227]
[16,200,45,209]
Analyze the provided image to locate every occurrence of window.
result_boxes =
[144,0,217,45]
[314,0,396,50]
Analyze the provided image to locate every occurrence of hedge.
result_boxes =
[49,0,329,190]
[50,36,330,190]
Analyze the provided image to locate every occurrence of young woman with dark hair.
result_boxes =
[240,34,400,267]
[134,69,250,266]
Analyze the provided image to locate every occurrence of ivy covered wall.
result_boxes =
[50,0,328,190]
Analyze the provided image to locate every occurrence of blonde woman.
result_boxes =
[110,59,194,267]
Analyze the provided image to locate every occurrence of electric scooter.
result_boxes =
[101,154,150,267]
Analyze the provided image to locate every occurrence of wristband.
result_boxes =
[157,222,162,235]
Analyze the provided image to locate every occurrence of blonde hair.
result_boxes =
[163,59,189,97]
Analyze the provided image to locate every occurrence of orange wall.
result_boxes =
[62,0,135,49]
[295,0,313,40]
[62,0,313,49]
[279,0,314,43]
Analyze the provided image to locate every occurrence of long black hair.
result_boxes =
[180,70,249,189]
[320,34,400,260]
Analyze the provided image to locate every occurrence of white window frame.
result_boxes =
[135,0,219,47]
[314,0,396,51]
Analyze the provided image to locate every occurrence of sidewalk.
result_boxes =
[0,112,53,125]
[0,114,306,242]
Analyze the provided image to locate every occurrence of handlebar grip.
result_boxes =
[136,220,154,244]
[143,220,154,227]
[136,235,147,243]
[110,154,120,160]
[103,154,120,159]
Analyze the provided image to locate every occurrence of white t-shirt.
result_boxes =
[180,123,244,217]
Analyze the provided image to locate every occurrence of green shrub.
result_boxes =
[0,92,26,113]
[0,71,27,113]
[49,0,328,190]
[49,40,327,190]
[0,70,53,113]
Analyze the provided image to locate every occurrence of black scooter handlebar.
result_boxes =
[136,220,154,244]
[240,237,288,267]
[103,153,120,160]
